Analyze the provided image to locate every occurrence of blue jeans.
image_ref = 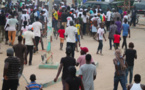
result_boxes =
[126,66,134,84]
[97,40,103,51]
[114,75,127,90]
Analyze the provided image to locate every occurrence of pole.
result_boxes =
[46,0,53,64]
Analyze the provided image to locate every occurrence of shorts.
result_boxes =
[60,38,64,43]
[76,35,80,42]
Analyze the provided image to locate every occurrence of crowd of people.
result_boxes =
[0,0,145,90]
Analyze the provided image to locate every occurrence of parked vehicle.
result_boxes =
[133,2,145,14]
[80,1,123,14]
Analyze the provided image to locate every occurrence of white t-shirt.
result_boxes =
[79,64,96,90]
[67,16,73,26]
[21,14,30,25]
[130,83,142,90]
[32,21,42,37]
[21,25,29,33]
[82,15,89,23]
[77,12,83,17]
[7,18,18,31]
[65,26,77,43]
[97,28,104,40]
[23,31,35,45]
[106,11,111,21]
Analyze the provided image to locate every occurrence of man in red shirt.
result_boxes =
[58,25,65,50]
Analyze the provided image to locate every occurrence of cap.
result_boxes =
[61,2,64,4]
[28,25,33,30]
[80,47,89,53]
[7,48,14,55]
[84,9,87,11]
[80,8,83,11]
[54,4,57,6]
[23,9,27,11]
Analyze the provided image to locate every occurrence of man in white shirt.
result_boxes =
[66,16,73,27]
[128,74,145,90]
[23,25,36,65]
[79,54,96,90]
[7,15,18,46]
[21,9,30,26]
[77,8,83,18]
[106,9,112,31]
[65,21,80,58]
[32,17,42,53]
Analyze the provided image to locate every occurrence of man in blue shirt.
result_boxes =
[26,74,42,90]
[122,19,130,50]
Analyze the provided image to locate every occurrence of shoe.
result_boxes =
[29,63,32,66]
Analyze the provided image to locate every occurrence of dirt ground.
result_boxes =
[0,25,145,90]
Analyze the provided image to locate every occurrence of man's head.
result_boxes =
[111,21,115,24]
[70,21,74,26]
[68,66,76,77]
[18,36,23,42]
[134,74,141,83]
[124,19,128,24]
[117,17,120,21]
[86,54,92,63]
[30,74,36,82]
[66,46,72,56]
[80,47,89,55]
[115,49,121,58]
[7,48,14,56]
[35,17,39,21]
[129,42,134,49]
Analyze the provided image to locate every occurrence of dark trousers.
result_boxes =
[122,36,127,49]
[126,66,134,84]
[109,38,113,49]
[18,65,24,79]
[5,31,8,42]
[131,17,136,26]
[62,79,66,90]
[26,45,33,64]
[35,36,40,52]
[40,37,44,50]
[83,23,86,35]
[106,21,110,31]
[114,75,126,90]
[2,79,18,90]
[114,43,119,50]
[67,42,75,58]
[53,19,58,36]
[97,40,103,51]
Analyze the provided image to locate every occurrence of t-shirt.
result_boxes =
[65,77,81,90]
[13,44,27,65]
[61,12,68,22]
[0,14,6,25]
[32,21,42,37]
[23,31,35,45]
[125,49,137,66]
[97,28,104,40]
[65,26,77,43]
[78,64,96,90]
[77,12,83,18]
[75,24,80,35]
[5,56,20,80]
[7,18,18,31]
[77,55,94,67]
[67,16,73,26]
[58,29,65,38]
[122,24,129,36]
[26,82,42,90]
[81,15,88,23]
[109,24,117,39]
[115,21,122,34]
[21,14,30,25]
[106,11,111,21]
[114,34,120,44]
[60,57,76,80]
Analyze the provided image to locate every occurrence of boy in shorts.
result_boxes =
[58,25,65,50]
